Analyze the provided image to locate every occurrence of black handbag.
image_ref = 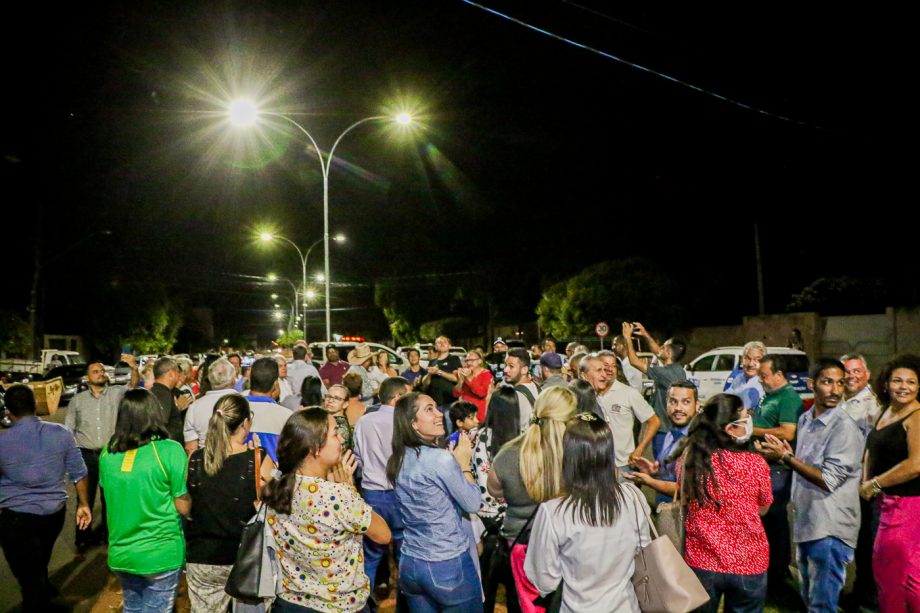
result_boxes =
[225,502,269,600]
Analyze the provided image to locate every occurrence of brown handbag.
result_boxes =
[627,484,710,613]
[653,454,686,555]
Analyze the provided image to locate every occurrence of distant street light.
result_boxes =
[233,102,412,340]
[259,233,345,341]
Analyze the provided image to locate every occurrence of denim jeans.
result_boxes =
[399,553,483,613]
[796,537,854,613]
[363,489,405,590]
[761,465,792,586]
[691,567,767,613]
[115,568,181,612]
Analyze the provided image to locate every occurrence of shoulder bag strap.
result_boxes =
[254,447,262,500]
[511,503,542,548]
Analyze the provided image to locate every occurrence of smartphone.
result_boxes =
[121,344,133,354]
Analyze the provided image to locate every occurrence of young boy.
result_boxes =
[447,400,479,450]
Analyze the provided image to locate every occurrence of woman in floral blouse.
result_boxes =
[263,408,391,613]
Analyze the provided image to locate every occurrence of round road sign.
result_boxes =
[595,321,610,337]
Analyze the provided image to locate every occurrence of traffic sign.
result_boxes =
[595,321,609,337]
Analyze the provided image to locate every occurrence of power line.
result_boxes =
[460,0,824,130]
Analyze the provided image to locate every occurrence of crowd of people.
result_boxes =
[1,331,918,613]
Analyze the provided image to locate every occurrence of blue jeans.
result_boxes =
[762,466,792,585]
[399,553,483,613]
[691,568,767,613]
[797,537,854,613]
[363,489,405,592]
[115,568,181,612]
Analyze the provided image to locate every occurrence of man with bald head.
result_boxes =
[65,353,138,552]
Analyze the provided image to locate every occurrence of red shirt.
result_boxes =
[680,450,773,575]
[318,360,350,386]
[453,369,493,422]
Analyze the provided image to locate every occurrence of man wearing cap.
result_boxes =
[485,338,508,383]
[347,343,379,405]
[539,352,567,389]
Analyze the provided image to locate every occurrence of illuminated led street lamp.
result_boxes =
[235,101,411,340]
[259,231,346,341]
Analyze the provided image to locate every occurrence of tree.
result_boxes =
[88,282,183,356]
[0,310,31,357]
[537,258,684,337]
[786,277,888,315]
[276,329,304,347]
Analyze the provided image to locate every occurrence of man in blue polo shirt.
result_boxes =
[245,357,292,463]
[0,385,92,611]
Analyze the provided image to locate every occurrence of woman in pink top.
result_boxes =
[453,349,494,422]
[678,393,773,613]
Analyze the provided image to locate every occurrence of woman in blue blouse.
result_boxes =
[387,392,484,612]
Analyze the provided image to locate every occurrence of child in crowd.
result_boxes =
[448,400,480,450]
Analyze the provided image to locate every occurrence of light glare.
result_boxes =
[229,100,259,127]
[395,113,412,125]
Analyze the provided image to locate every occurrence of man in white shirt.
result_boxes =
[183,358,239,453]
[595,352,660,471]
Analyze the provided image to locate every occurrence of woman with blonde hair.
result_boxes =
[185,394,276,612]
[487,386,577,613]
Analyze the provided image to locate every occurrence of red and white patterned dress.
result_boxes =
[680,450,773,575]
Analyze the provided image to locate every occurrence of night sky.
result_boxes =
[2,1,907,349]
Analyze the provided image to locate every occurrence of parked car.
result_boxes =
[309,342,410,373]
[42,364,90,406]
[685,346,811,405]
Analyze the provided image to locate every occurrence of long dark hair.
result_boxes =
[385,393,438,486]
[107,389,170,453]
[261,408,329,515]
[204,394,250,476]
[482,386,521,458]
[559,413,623,526]
[300,376,324,407]
[680,393,749,509]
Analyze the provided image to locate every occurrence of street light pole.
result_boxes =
[267,114,395,341]
[264,235,341,341]
[232,102,412,341]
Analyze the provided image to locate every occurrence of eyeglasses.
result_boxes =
[326,395,348,402]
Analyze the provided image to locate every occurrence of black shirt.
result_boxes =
[151,382,184,444]
[186,448,262,564]
[428,354,462,407]
[867,408,920,497]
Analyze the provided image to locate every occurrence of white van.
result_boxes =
[686,346,811,403]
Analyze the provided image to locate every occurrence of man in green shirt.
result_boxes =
[754,353,803,592]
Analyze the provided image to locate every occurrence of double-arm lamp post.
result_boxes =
[261,234,344,340]
[230,100,412,341]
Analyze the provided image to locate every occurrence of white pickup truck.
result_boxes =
[0,349,85,375]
